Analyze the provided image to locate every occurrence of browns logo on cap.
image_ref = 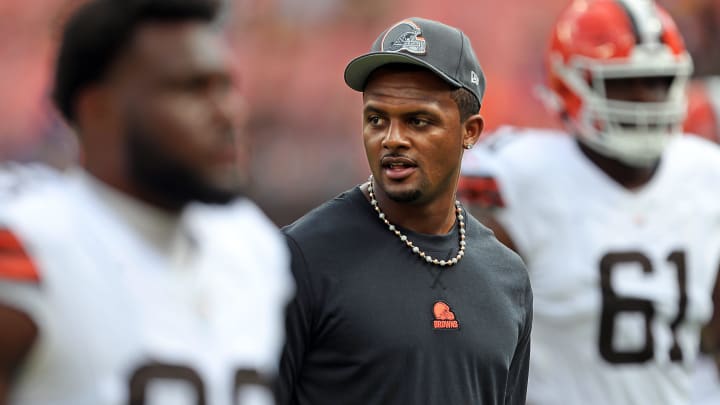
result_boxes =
[344,17,486,108]
[381,20,427,55]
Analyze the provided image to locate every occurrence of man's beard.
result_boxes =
[380,176,426,203]
[385,188,422,203]
[126,125,243,208]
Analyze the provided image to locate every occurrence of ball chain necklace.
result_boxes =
[366,175,466,267]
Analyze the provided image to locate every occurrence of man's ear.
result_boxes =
[76,85,108,130]
[75,84,123,138]
[462,114,484,148]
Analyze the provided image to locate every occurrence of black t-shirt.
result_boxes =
[278,187,532,405]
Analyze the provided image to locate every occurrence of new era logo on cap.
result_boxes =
[381,20,427,55]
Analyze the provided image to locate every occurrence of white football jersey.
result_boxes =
[692,355,720,405]
[461,127,720,405]
[0,163,60,198]
[0,169,293,405]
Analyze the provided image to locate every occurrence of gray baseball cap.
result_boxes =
[344,17,486,106]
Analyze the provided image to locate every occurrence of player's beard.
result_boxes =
[385,188,422,203]
[380,176,426,203]
[125,123,243,208]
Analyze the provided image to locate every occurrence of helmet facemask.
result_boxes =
[546,0,695,168]
[551,43,693,167]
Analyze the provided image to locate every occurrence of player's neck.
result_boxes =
[84,167,185,214]
[360,182,457,235]
[577,140,659,190]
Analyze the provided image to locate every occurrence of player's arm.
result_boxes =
[0,304,37,404]
[457,175,518,253]
[0,227,42,404]
[702,261,720,371]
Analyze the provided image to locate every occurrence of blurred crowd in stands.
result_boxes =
[1,0,718,224]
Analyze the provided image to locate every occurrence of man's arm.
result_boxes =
[0,303,37,405]
[276,234,314,405]
[504,282,532,405]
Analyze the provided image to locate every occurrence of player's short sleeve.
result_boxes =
[459,145,507,210]
[0,229,40,284]
[460,127,537,256]
[0,164,61,290]
[0,175,76,341]
[0,225,50,331]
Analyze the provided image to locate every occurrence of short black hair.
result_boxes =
[450,87,480,122]
[365,64,480,123]
[52,0,221,123]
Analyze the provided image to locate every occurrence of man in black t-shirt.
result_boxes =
[278,17,532,405]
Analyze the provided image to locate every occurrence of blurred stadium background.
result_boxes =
[1,0,717,225]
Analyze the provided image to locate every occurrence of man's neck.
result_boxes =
[360,182,457,235]
[577,140,659,190]
[80,170,188,258]
[85,167,185,213]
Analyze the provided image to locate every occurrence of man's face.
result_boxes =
[604,76,674,103]
[602,75,677,137]
[362,68,471,205]
[112,22,245,206]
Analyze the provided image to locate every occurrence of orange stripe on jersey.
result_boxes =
[0,229,25,250]
[457,176,506,209]
[0,230,40,283]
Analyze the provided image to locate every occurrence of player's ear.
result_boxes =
[76,85,109,131]
[75,84,123,139]
[462,114,484,148]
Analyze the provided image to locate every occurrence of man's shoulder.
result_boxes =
[463,126,573,176]
[190,198,287,261]
[480,125,569,153]
[465,213,494,239]
[672,134,720,164]
[1,172,76,233]
[461,127,575,209]
[666,135,720,183]
[0,163,61,198]
[191,198,279,240]
[468,216,524,266]
[465,215,531,299]
[0,172,86,285]
[0,170,136,269]
[283,187,363,240]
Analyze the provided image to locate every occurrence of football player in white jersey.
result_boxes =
[0,1,293,404]
[459,0,720,404]
[684,78,720,404]
[685,76,720,143]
